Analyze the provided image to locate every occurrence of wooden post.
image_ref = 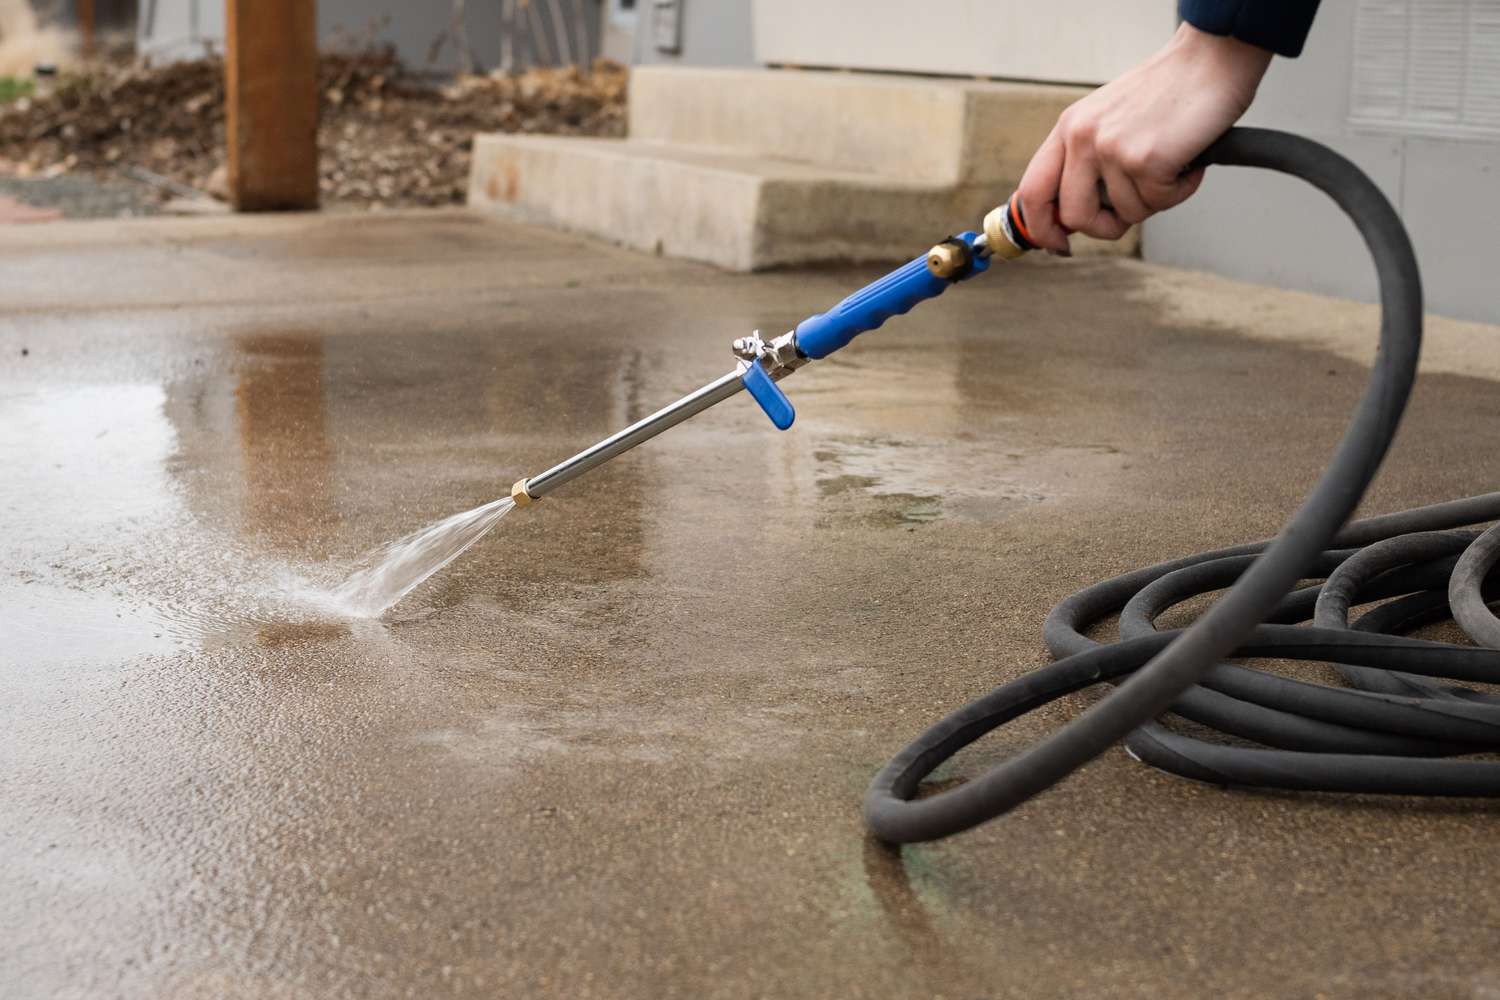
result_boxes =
[76,0,95,58]
[224,0,319,211]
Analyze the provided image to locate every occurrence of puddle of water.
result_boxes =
[5,580,184,672]
[0,381,385,669]
[0,323,656,665]
[1,383,195,669]
[0,384,177,540]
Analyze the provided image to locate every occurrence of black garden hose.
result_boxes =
[864,127,1500,844]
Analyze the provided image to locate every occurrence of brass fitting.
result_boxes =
[511,478,537,508]
[926,241,968,280]
[983,205,1026,260]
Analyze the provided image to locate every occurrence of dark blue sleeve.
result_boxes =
[1179,0,1323,57]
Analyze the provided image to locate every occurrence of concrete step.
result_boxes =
[466,67,1133,271]
[470,135,1007,271]
[628,66,1085,187]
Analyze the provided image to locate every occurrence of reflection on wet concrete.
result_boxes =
[234,334,335,556]
[156,321,656,624]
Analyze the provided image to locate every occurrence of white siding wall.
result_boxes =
[752,0,1174,84]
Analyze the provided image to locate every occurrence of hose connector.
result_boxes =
[511,478,537,507]
[983,192,1038,260]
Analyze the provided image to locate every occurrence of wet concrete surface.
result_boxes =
[3,210,1500,999]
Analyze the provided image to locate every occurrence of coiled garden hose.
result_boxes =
[864,128,1500,843]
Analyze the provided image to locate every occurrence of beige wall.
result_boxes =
[752,0,1175,84]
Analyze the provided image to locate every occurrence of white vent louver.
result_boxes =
[1351,0,1500,138]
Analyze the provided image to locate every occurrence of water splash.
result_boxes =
[322,497,516,617]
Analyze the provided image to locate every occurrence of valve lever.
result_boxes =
[739,358,795,431]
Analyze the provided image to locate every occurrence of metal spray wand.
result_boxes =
[508,195,1039,509]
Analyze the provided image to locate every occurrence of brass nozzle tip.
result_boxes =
[511,478,536,507]
[926,242,966,279]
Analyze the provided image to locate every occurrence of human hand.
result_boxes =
[1016,22,1273,253]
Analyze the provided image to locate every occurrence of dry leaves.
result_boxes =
[0,49,627,208]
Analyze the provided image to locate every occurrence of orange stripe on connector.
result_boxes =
[1008,192,1035,246]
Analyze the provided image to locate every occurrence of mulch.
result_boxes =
[0,49,627,210]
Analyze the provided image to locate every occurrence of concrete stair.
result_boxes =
[468,66,1118,270]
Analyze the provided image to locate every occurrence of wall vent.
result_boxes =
[1351,0,1500,138]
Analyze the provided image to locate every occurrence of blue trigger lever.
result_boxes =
[740,360,795,430]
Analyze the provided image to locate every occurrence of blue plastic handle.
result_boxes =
[792,231,988,360]
[740,360,795,430]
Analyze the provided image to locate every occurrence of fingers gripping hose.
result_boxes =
[865,128,1500,843]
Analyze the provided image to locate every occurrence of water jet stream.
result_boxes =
[327,497,516,617]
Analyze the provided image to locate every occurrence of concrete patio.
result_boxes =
[3,209,1499,999]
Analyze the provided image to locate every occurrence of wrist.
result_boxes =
[1167,21,1273,103]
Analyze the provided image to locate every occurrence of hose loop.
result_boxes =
[864,128,1500,844]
